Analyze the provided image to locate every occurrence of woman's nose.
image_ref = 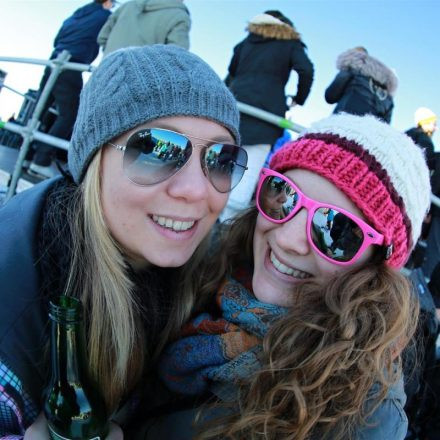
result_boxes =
[278,192,288,203]
[166,149,210,202]
[275,208,310,256]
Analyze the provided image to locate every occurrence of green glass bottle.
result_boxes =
[44,296,109,440]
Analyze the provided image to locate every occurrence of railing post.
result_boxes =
[5,50,71,202]
[236,101,306,133]
[0,69,6,95]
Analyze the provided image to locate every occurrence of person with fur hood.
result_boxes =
[222,10,314,221]
[325,47,397,123]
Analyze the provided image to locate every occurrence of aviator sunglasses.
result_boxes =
[109,127,248,193]
[256,168,388,266]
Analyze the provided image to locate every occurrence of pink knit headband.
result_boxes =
[269,134,411,268]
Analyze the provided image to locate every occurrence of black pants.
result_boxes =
[33,67,82,166]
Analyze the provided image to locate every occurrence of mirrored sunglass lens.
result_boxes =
[258,175,299,220]
[123,128,191,185]
[204,144,247,193]
[311,207,364,262]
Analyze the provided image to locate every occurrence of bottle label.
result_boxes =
[48,425,101,440]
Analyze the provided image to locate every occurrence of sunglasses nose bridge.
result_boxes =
[192,142,209,150]
[299,194,316,212]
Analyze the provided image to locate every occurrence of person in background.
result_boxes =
[406,107,437,172]
[422,154,440,278]
[405,108,439,278]
[0,44,246,438]
[325,47,397,123]
[425,262,440,440]
[29,0,114,179]
[142,114,431,440]
[221,9,314,222]
[97,0,191,56]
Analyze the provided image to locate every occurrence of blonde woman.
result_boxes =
[154,114,431,440]
[0,45,247,438]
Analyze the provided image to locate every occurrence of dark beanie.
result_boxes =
[264,10,294,27]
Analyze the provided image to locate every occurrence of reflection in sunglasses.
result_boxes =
[256,169,385,265]
[260,178,290,220]
[110,127,248,193]
[314,209,364,261]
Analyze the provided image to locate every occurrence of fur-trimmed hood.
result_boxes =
[246,22,301,41]
[337,48,398,95]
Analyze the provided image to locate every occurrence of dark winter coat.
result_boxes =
[405,126,436,172]
[227,26,314,146]
[0,177,174,436]
[0,178,61,436]
[431,154,440,217]
[52,2,111,64]
[406,128,439,217]
[325,49,397,123]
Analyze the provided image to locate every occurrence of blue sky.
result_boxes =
[0,0,439,147]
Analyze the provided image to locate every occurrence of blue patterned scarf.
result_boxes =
[158,276,287,399]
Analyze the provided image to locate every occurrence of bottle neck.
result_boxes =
[48,296,87,384]
[50,320,88,383]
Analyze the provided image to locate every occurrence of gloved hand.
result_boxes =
[286,95,297,108]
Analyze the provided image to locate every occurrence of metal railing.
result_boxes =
[0,51,92,202]
[236,102,306,133]
[0,53,439,209]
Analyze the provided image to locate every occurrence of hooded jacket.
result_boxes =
[325,48,398,123]
[97,0,191,56]
[227,22,314,146]
[53,2,111,64]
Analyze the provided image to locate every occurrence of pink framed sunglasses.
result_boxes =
[256,168,386,266]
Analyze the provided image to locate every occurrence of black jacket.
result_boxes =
[52,2,110,64]
[325,71,394,123]
[430,153,440,217]
[406,128,439,217]
[405,127,436,172]
[227,33,314,145]
[0,177,175,434]
[0,178,59,408]
[325,48,397,124]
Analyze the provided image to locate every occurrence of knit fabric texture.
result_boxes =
[270,113,431,268]
[158,275,287,397]
[68,44,240,183]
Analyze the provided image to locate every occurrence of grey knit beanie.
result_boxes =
[68,45,240,183]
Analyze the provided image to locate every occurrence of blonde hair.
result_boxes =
[196,209,418,440]
[64,150,210,411]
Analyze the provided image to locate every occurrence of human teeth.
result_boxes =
[270,251,310,279]
[152,215,195,231]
